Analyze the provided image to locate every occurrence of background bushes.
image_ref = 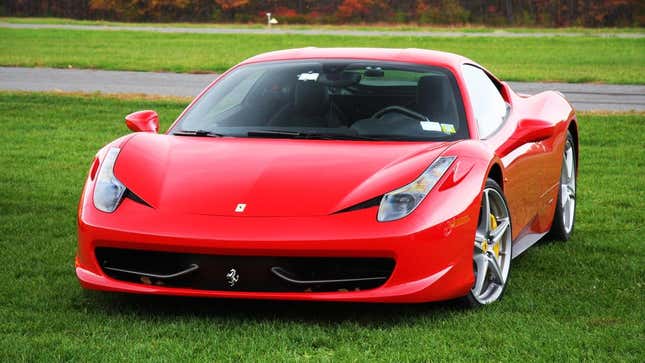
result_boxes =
[3,0,643,27]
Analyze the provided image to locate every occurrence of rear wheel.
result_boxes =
[462,178,512,307]
[549,132,576,241]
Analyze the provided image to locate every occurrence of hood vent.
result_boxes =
[334,196,382,214]
[124,189,152,208]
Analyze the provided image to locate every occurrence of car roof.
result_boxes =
[239,48,474,70]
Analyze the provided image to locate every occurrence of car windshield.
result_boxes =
[172,60,468,141]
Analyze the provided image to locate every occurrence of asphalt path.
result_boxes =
[1,67,644,112]
[2,22,643,38]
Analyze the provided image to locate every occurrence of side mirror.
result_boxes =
[125,110,159,133]
[514,118,556,143]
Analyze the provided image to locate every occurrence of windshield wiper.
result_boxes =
[359,133,452,141]
[173,130,224,137]
[246,130,378,141]
[246,130,301,138]
[302,133,379,141]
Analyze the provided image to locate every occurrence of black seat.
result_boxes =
[271,81,344,127]
[416,75,459,123]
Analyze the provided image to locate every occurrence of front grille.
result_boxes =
[96,247,395,293]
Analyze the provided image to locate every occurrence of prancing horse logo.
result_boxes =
[226,268,239,287]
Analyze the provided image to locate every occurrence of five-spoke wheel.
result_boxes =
[464,178,512,307]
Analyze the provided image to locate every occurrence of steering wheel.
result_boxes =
[371,106,428,121]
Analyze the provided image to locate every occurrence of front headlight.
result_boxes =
[377,156,455,222]
[93,147,126,213]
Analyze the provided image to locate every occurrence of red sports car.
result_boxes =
[76,48,577,306]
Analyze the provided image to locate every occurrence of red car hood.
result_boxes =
[114,133,452,217]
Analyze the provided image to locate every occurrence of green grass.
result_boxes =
[0,28,643,84]
[0,92,643,361]
[3,16,644,34]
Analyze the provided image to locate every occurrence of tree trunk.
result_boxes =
[480,0,486,23]
[505,0,514,24]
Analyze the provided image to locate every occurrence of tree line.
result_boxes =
[3,1,642,27]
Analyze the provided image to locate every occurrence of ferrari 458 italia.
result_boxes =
[76,48,578,306]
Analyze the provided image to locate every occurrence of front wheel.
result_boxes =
[461,178,513,307]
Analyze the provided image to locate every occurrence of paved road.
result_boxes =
[1,67,644,112]
[2,22,644,38]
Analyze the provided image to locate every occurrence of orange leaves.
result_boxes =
[336,0,387,21]
[215,0,250,11]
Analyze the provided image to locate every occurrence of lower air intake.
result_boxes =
[96,248,395,292]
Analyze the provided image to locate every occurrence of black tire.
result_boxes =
[548,131,576,241]
[460,178,512,308]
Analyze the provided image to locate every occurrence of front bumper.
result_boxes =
[76,194,479,303]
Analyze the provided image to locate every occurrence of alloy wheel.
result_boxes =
[471,187,512,304]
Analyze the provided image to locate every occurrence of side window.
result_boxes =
[462,65,508,139]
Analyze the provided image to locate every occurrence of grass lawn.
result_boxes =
[3,16,644,34]
[0,92,643,361]
[0,28,643,84]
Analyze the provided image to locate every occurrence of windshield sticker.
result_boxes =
[297,72,319,82]
[440,123,456,134]
[420,121,442,132]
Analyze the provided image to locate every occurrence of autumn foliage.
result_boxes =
[3,0,643,27]
[336,0,388,22]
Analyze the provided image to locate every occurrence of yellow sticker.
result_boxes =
[440,123,456,134]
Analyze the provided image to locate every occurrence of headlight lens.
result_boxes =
[93,147,126,213]
[377,156,455,222]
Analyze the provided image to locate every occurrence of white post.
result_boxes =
[266,13,272,29]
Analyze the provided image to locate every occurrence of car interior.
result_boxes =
[176,61,468,140]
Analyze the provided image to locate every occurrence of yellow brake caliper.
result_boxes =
[490,213,500,258]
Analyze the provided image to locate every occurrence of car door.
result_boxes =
[461,64,543,239]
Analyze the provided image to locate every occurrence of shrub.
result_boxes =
[417,0,470,25]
